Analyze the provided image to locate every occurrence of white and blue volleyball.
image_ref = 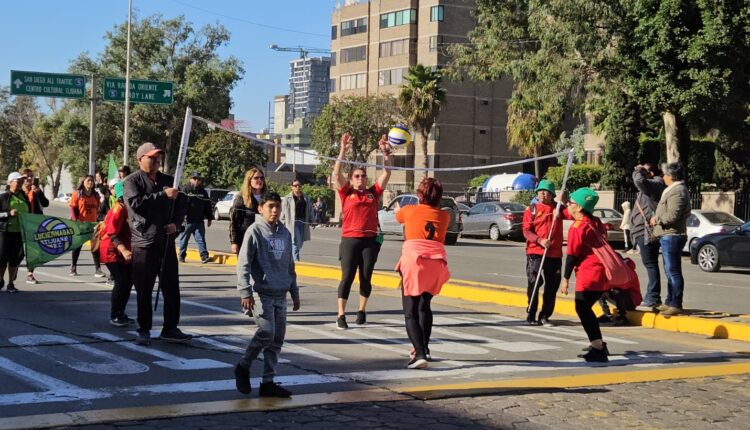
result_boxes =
[387,124,411,147]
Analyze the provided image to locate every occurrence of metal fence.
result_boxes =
[736,194,750,222]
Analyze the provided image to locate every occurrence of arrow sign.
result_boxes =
[10,70,86,99]
[13,79,22,89]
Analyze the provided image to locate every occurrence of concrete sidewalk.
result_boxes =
[187,248,750,343]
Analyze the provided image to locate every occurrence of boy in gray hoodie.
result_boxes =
[234,192,300,397]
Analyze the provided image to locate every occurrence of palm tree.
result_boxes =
[398,64,446,188]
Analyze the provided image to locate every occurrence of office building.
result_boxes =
[287,57,332,127]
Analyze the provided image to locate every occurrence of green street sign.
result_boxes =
[103,77,174,105]
[10,70,86,99]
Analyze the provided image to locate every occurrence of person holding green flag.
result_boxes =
[0,172,31,293]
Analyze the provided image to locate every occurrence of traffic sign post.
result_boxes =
[10,70,86,99]
[103,78,174,105]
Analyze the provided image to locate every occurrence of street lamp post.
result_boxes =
[123,0,133,164]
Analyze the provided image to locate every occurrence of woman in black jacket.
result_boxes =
[229,168,266,254]
[0,172,32,293]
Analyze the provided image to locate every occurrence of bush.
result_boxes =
[468,174,490,189]
[511,189,535,206]
[266,182,335,218]
[544,164,603,191]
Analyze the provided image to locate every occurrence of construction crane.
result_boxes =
[269,44,331,59]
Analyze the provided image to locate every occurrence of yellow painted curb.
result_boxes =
[0,388,406,430]
[399,361,750,399]
[185,248,750,343]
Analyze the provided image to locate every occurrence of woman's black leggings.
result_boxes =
[575,290,605,342]
[338,237,381,299]
[107,262,133,319]
[71,246,101,270]
[402,290,433,359]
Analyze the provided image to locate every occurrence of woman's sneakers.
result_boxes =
[579,343,609,362]
[355,310,367,325]
[407,356,429,369]
[336,315,348,330]
[234,363,251,394]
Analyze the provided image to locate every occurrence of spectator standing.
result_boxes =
[69,175,103,277]
[629,164,666,309]
[620,201,633,252]
[230,168,266,255]
[21,169,48,284]
[281,179,313,261]
[651,163,691,316]
[178,172,213,264]
[313,197,326,224]
[118,165,131,180]
[0,172,31,293]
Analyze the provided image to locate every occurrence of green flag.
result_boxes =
[107,154,118,182]
[19,213,97,271]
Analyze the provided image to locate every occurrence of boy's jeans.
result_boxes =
[239,294,287,383]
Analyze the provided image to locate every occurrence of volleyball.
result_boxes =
[387,124,411,147]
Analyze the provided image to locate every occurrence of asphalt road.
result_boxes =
[45,201,750,315]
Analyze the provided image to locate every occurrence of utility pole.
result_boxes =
[89,75,97,175]
[123,0,133,164]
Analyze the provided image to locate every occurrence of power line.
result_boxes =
[168,0,329,38]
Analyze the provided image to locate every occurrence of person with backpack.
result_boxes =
[521,179,570,326]
[561,187,610,362]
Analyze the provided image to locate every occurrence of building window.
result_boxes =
[480,99,490,106]
[341,17,367,36]
[341,73,366,90]
[479,129,487,135]
[428,125,440,141]
[341,45,366,63]
[379,38,414,57]
[330,78,336,93]
[330,52,336,66]
[430,5,444,22]
[428,35,443,52]
[378,68,407,86]
[331,25,337,40]
[380,9,417,29]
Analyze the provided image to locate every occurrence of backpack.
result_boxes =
[585,223,633,285]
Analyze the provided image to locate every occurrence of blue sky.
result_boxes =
[0,0,334,131]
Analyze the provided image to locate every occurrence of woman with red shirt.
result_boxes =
[394,177,451,369]
[333,132,392,329]
[561,187,609,362]
[99,181,134,326]
[69,175,102,277]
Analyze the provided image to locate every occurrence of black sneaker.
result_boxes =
[539,318,555,327]
[581,346,609,362]
[110,315,135,327]
[234,363,252,394]
[526,319,542,326]
[580,342,609,356]
[259,381,291,398]
[407,356,428,369]
[94,269,106,278]
[597,314,613,323]
[336,315,348,330]
[135,331,151,346]
[160,328,193,343]
[6,283,18,293]
[355,310,366,325]
[178,257,186,263]
[201,256,210,264]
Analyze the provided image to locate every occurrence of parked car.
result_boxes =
[54,192,72,203]
[213,191,239,220]
[378,194,462,245]
[461,202,526,240]
[690,221,750,272]
[457,202,472,216]
[204,188,231,207]
[684,210,744,252]
[562,208,625,244]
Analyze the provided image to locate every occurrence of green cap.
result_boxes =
[570,187,599,213]
[114,181,124,200]
[535,179,556,196]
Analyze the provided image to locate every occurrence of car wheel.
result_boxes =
[697,244,721,272]
[489,224,501,241]
[445,232,458,245]
[214,208,220,220]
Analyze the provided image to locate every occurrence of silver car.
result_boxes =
[378,194,462,245]
[563,208,625,243]
[684,210,744,252]
[461,202,526,240]
[213,191,239,220]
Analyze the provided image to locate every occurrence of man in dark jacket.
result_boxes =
[123,142,189,346]
[178,172,213,264]
[629,163,666,309]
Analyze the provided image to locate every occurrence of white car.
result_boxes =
[213,191,239,220]
[54,192,72,202]
[684,210,744,252]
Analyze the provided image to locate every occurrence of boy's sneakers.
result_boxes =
[259,381,291,398]
[234,363,252,394]
[6,283,18,293]
[160,328,193,343]
[201,256,210,264]
[135,332,151,346]
[355,310,367,325]
[407,356,428,369]
[336,315,348,330]
[110,315,135,327]
[26,273,38,284]
[94,269,106,278]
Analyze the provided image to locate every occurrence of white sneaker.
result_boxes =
[407,357,428,369]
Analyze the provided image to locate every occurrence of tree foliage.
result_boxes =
[0,87,23,179]
[468,174,491,188]
[600,94,640,192]
[311,95,398,179]
[183,131,266,189]
[545,165,603,191]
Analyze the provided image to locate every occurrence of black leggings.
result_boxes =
[107,262,133,319]
[71,246,101,270]
[402,290,433,359]
[575,290,605,342]
[338,237,381,300]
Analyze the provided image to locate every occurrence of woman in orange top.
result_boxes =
[69,175,102,277]
[394,178,451,369]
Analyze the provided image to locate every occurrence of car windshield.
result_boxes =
[223,193,235,201]
[703,212,743,225]
[499,203,525,212]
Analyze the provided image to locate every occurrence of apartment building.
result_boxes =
[287,56,332,128]
[330,0,519,192]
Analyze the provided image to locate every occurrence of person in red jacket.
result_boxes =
[99,181,134,327]
[561,187,609,362]
[521,179,569,326]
